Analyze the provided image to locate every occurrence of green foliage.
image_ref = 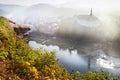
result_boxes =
[6,47,73,79]
[0,55,5,61]
[73,71,120,80]
[0,51,8,59]
[7,55,39,79]
[33,49,57,71]
[82,71,106,80]
[99,70,120,80]
[0,16,16,50]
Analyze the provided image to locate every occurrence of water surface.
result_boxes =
[28,32,120,74]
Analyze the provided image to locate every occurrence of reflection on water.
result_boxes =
[56,49,89,72]
[97,58,114,69]
[29,41,120,74]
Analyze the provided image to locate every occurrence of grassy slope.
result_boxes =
[0,16,73,80]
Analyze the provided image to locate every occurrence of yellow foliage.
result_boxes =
[28,67,39,79]
[0,16,16,50]
[25,62,30,66]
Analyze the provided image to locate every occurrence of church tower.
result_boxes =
[90,8,92,16]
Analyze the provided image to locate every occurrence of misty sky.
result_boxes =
[0,0,120,11]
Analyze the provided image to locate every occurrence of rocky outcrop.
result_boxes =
[8,19,30,42]
[14,27,30,42]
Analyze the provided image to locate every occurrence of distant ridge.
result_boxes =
[0,3,25,13]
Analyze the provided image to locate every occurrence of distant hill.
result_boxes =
[0,3,23,9]
[25,3,80,18]
[0,3,25,15]
[0,9,7,15]
[29,3,55,10]
[25,3,57,18]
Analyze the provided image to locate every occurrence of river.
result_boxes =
[28,32,120,74]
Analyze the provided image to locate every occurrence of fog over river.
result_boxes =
[0,1,120,74]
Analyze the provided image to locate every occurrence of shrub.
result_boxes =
[82,71,106,80]
[7,55,39,79]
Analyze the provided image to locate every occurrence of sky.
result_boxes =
[0,0,70,6]
[0,0,120,11]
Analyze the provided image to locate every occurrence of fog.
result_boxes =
[1,1,120,73]
[0,2,120,41]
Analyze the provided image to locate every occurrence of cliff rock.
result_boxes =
[8,19,30,42]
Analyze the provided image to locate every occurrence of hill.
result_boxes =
[0,4,24,13]
[0,16,73,80]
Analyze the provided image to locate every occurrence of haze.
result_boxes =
[0,0,120,40]
[0,0,120,11]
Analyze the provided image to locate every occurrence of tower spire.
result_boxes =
[90,8,92,16]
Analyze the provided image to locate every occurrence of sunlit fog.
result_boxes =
[0,0,120,75]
